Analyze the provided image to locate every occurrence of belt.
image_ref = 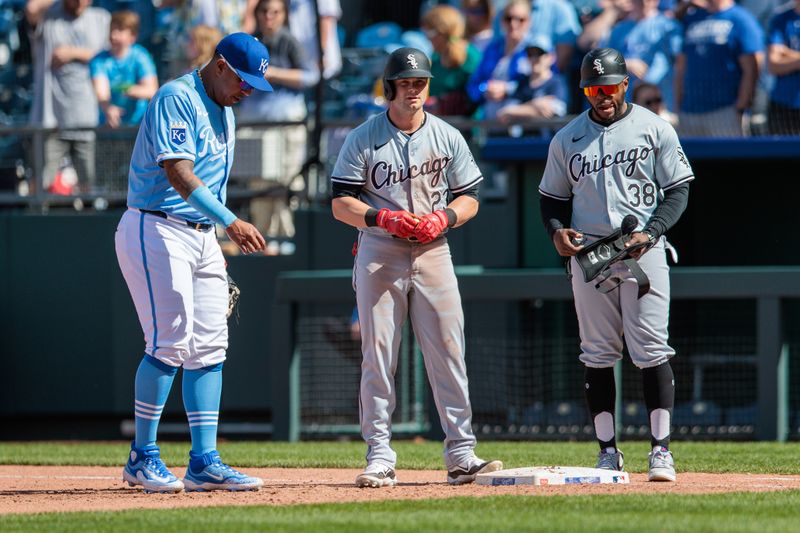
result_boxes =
[140,209,214,232]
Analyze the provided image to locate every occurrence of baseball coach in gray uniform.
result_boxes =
[539,48,693,482]
[331,47,502,488]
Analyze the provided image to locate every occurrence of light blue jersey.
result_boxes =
[127,71,235,223]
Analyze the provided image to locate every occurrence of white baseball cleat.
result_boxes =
[648,448,676,482]
[355,463,397,488]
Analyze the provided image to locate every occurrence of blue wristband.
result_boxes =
[186,186,237,227]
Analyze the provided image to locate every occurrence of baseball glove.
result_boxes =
[227,274,241,321]
[574,216,652,299]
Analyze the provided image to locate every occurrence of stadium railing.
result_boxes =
[0,117,576,210]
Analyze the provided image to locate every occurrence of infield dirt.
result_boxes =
[3,466,800,515]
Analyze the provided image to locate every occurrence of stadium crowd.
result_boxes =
[0,0,798,204]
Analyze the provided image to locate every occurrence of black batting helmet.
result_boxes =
[382,47,433,101]
[580,48,627,88]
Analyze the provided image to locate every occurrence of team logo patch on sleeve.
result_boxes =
[170,121,188,145]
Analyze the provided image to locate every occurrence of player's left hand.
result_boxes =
[225,219,266,254]
[413,210,449,244]
[625,232,653,260]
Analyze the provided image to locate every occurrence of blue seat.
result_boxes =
[400,30,433,58]
[355,22,402,49]
[519,401,545,426]
[674,401,723,426]
[725,404,757,426]
[337,25,346,48]
[545,400,588,426]
[621,401,649,426]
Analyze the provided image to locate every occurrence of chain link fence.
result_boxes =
[290,295,797,441]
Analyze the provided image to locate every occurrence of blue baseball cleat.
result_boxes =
[122,443,184,493]
[183,450,264,491]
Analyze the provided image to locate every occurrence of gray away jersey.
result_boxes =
[332,112,483,237]
[539,104,694,238]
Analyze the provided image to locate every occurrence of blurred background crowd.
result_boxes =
[0,0,796,251]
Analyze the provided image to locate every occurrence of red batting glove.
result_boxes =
[376,208,419,239]
[413,210,449,243]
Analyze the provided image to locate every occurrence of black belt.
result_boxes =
[140,209,214,232]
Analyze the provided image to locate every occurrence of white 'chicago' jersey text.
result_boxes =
[332,112,482,237]
[539,104,693,238]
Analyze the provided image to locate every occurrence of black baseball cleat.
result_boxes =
[447,459,504,485]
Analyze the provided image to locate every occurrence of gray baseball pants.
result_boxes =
[353,231,477,470]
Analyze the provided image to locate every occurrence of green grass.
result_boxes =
[4,493,800,532]
[4,441,800,531]
[2,440,800,473]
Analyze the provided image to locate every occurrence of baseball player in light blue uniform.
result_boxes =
[540,48,693,482]
[115,33,270,493]
[331,48,502,488]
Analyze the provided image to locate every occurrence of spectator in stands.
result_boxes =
[497,35,568,123]
[674,0,763,137]
[738,0,784,33]
[571,0,603,25]
[239,0,314,244]
[287,0,341,81]
[466,0,532,120]
[421,4,481,117]
[633,81,678,126]
[26,0,110,192]
[604,0,682,112]
[186,25,223,72]
[461,0,494,53]
[529,0,582,74]
[577,1,633,52]
[183,0,248,35]
[160,0,247,79]
[736,0,783,137]
[767,0,800,135]
[94,1,158,48]
[90,11,158,129]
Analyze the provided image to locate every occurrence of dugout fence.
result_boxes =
[272,267,800,442]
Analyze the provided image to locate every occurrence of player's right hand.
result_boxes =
[376,208,419,239]
[225,219,266,255]
[553,228,584,257]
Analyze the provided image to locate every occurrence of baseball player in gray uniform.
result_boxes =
[331,47,502,488]
[539,48,693,482]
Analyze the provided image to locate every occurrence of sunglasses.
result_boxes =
[503,15,528,24]
[644,97,663,106]
[220,55,253,91]
[583,84,623,97]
